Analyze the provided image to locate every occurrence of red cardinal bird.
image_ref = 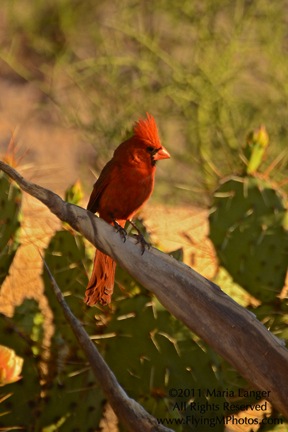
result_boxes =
[85,113,170,306]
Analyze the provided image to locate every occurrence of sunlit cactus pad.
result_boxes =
[209,176,288,302]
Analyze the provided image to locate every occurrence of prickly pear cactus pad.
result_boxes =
[209,176,288,303]
[0,172,22,286]
[102,295,226,431]
[0,299,43,430]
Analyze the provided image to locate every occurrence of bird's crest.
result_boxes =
[133,113,161,147]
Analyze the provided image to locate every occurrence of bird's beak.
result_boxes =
[154,146,170,161]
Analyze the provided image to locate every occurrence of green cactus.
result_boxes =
[100,294,233,431]
[0,296,104,431]
[38,349,104,431]
[209,176,288,303]
[42,229,89,321]
[212,267,251,307]
[0,172,22,286]
[0,299,44,430]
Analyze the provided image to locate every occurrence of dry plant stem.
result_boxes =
[42,260,172,432]
[1,161,288,418]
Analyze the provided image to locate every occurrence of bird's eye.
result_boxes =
[146,146,155,153]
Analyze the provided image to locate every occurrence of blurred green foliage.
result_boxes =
[0,0,287,204]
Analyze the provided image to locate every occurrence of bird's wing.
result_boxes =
[87,159,114,213]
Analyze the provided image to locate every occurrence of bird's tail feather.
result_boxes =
[85,250,116,306]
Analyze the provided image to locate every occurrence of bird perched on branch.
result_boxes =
[85,113,170,306]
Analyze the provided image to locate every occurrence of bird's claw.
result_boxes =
[127,219,150,254]
[114,219,150,253]
[133,233,151,255]
[114,221,127,242]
